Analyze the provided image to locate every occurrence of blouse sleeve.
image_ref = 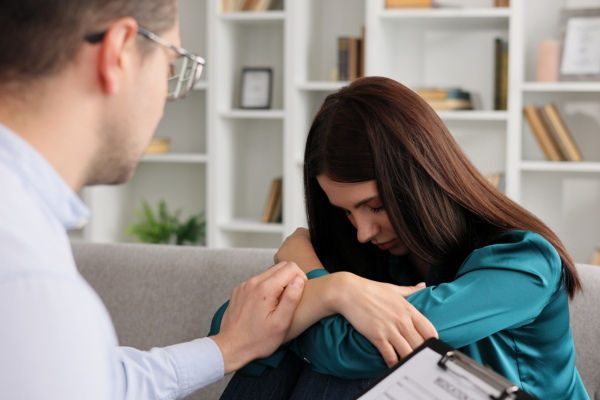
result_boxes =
[405,231,563,348]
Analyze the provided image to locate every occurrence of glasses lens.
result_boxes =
[167,55,202,101]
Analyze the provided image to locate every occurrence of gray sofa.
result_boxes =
[72,242,600,400]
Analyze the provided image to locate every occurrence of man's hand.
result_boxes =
[210,261,306,374]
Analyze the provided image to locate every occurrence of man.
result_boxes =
[0,0,306,398]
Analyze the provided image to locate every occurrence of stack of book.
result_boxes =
[338,29,365,81]
[485,172,506,193]
[415,88,473,111]
[222,0,280,12]
[589,249,600,266]
[494,38,509,111]
[261,178,283,223]
[386,0,432,8]
[523,103,582,162]
[145,137,170,154]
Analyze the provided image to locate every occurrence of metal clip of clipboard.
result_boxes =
[438,351,520,400]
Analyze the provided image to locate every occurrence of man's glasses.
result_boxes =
[85,26,205,101]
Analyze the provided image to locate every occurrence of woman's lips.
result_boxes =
[376,238,398,251]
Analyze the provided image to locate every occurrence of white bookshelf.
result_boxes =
[514,0,600,263]
[76,0,600,263]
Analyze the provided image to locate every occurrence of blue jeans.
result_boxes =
[220,350,375,400]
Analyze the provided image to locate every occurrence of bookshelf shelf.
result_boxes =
[520,161,600,174]
[219,110,285,119]
[297,81,350,91]
[140,153,209,164]
[380,8,511,19]
[379,8,510,29]
[220,11,285,23]
[220,220,285,234]
[436,111,508,122]
[522,82,600,93]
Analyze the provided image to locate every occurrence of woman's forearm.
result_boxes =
[275,228,325,275]
[283,272,349,341]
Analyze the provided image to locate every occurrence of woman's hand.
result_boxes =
[334,272,438,367]
[275,228,324,274]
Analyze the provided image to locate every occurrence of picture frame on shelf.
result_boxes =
[240,68,273,109]
[559,8,600,81]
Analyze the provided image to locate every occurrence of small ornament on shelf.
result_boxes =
[559,8,600,81]
[239,68,272,109]
[536,40,561,82]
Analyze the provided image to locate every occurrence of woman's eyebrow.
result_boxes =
[353,195,379,209]
[330,196,380,212]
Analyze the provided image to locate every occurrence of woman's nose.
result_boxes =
[355,216,379,244]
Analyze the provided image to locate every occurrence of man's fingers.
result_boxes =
[266,262,307,291]
[270,277,304,329]
[253,261,291,283]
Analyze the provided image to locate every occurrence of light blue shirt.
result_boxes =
[0,123,224,399]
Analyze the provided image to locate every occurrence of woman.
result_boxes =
[210,76,588,400]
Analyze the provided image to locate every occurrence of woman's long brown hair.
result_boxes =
[304,76,581,298]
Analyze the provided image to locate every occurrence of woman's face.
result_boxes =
[317,175,409,256]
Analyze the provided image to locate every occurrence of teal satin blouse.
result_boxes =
[208,230,589,399]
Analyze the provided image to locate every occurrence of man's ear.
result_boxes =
[97,17,139,96]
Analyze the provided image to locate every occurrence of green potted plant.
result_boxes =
[126,199,205,246]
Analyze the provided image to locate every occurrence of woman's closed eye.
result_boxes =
[342,205,385,216]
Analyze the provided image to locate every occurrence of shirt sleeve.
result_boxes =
[0,272,225,400]
[115,338,224,400]
[286,231,564,379]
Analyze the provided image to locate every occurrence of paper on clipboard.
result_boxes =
[357,348,501,400]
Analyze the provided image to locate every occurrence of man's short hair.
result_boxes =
[0,0,177,86]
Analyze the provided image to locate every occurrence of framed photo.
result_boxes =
[240,68,273,109]
[559,8,600,81]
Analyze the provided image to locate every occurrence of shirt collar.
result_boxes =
[0,123,90,230]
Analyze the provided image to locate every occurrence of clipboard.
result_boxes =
[353,338,539,400]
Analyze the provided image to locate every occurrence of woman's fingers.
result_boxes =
[388,331,414,362]
[374,340,400,368]
[412,310,439,340]
[394,284,427,298]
